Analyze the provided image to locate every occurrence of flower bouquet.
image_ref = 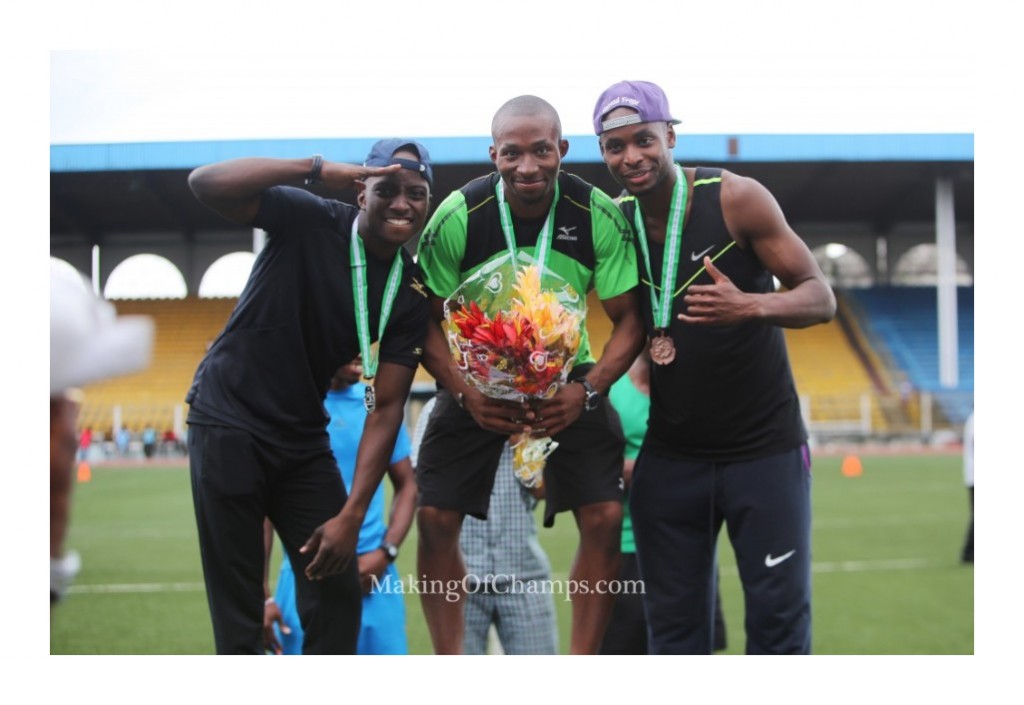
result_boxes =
[444,252,586,488]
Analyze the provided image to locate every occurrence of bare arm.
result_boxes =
[301,360,414,580]
[188,157,401,225]
[531,288,645,438]
[585,288,647,396]
[680,171,836,329]
[356,454,416,593]
[421,295,469,395]
[622,457,637,490]
[50,395,79,560]
[382,456,417,551]
[50,394,81,603]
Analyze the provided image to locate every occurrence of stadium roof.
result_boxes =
[51,134,973,172]
[50,134,974,246]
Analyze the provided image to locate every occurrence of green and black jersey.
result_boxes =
[417,171,637,364]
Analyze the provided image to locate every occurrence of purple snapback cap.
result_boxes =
[593,80,680,135]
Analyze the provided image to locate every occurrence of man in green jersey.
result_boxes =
[415,95,645,654]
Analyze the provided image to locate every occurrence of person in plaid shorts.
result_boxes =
[412,398,559,654]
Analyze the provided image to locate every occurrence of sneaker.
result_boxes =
[50,550,82,604]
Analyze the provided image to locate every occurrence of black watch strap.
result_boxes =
[574,378,601,411]
[380,540,399,563]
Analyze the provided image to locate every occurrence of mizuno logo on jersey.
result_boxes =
[556,226,578,241]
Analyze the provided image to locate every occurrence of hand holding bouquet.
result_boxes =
[444,252,586,487]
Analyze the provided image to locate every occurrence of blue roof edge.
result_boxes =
[51,133,974,173]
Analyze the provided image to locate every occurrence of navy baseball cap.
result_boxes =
[363,138,434,186]
[593,80,681,135]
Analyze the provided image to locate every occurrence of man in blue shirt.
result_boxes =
[264,359,416,654]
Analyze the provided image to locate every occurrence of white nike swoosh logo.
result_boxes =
[765,550,796,568]
[691,245,714,261]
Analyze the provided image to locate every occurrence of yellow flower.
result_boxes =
[510,265,583,353]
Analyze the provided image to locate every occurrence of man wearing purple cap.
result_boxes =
[593,80,836,654]
[185,141,433,654]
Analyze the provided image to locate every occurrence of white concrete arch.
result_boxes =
[893,244,973,286]
[103,254,188,300]
[812,242,874,288]
[198,251,256,298]
[50,256,88,287]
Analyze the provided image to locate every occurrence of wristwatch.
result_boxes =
[304,154,324,185]
[574,378,601,412]
[380,540,399,563]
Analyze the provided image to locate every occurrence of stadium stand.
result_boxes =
[76,287,972,444]
[784,313,886,434]
[77,297,236,436]
[845,286,974,425]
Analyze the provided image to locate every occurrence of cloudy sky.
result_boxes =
[45,10,979,298]
[48,4,975,145]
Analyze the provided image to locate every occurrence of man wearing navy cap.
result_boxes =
[593,80,836,654]
[185,140,433,654]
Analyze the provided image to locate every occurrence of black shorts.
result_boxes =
[416,371,625,527]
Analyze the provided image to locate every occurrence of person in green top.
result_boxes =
[415,95,646,654]
[600,348,727,654]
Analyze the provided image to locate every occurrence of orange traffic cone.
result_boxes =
[77,461,92,483]
[841,455,862,478]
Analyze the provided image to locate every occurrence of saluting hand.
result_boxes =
[321,161,402,191]
[678,256,759,326]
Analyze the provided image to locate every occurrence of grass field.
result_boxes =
[49,452,973,655]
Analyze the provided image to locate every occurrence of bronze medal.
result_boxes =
[635,166,687,367]
[650,334,676,365]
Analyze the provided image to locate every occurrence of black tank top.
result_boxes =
[619,167,806,461]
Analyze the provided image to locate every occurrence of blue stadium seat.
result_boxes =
[847,286,973,424]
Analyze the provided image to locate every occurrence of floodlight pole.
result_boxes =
[935,178,959,389]
[92,244,102,297]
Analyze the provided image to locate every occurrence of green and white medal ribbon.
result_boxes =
[495,177,560,271]
[634,164,687,365]
[351,215,404,413]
